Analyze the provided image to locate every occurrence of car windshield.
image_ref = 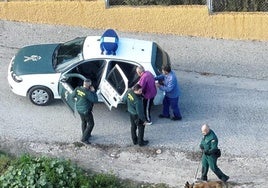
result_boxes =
[53,37,86,72]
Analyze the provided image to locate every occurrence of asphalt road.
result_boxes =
[0,20,268,187]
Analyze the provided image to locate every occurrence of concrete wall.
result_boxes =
[0,1,267,41]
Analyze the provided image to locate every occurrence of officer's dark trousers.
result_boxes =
[79,111,94,142]
[130,114,145,145]
[201,154,228,181]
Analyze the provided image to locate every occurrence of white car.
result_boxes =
[7,29,170,110]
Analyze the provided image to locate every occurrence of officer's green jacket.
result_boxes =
[123,89,146,122]
[200,130,218,154]
[71,86,98,114]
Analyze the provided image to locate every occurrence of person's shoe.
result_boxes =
[221,176,229,182]
[171,116,182,121]
[200,176,208,181]
[158,114,170,119]
[133,138,138,145]
[139,140,149,147]
[144,121,152,126]
[81,140,91,145]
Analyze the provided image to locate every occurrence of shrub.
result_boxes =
[0,152,11,175]
[0,154,90,187]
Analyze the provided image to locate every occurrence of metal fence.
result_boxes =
[207,0,268,12]
[108,0,268,12]
[108,0,206,6]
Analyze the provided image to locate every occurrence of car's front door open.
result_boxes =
[58,73,87,114]
[100,64,128,110]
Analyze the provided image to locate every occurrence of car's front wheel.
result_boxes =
[28,86,53,106]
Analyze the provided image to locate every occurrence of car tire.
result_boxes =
[28,86,54,106]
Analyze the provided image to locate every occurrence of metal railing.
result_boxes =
[207,0,268,12]
[108,0,268,12]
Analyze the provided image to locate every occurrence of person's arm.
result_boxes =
[122,92,127,103]
[136,100,146,123]
[155,74,164,81]
[159,75,175,92]
[86,86,98,102]
[204,137,218,155]
[70,88,77,99]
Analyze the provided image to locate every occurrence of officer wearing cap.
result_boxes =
[71,79,98,144]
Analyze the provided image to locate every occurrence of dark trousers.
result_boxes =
[130,114,145,145]
[79,111,94,142]
[143,97,154,122]
[201,154,228,181]
[162,96,182,118]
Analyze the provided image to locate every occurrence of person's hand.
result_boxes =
[204,150,210,155]
[89,86,95,92]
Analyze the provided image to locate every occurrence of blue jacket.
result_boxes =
[155,70,180,98]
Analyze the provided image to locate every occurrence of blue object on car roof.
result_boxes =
[100,29,119,55]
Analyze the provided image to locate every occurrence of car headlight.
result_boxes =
[11,71,23,83]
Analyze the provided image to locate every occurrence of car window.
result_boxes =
[106,67,126,95]
[54,37,86,71]
[66,60,106,89]
[108,60,139,88]
[76,60,106,88]
[152,42,170,76]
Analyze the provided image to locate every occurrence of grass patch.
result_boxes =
[0,150,170,188]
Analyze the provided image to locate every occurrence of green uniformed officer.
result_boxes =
[199,124,229,182]
[71,79,98,144]
[123,84,149,146]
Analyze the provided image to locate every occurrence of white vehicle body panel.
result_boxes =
[8,66,61,98]
[83,36,153,65]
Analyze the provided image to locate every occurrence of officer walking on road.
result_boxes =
[123,84,149,146]
[71,79,98,144]
[199,124,229,182]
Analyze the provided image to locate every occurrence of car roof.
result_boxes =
[83,36,153,64]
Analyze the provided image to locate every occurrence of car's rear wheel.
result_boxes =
[28,86,53,106]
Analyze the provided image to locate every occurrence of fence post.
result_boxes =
[207,0,213,14]
[105,0,110,9]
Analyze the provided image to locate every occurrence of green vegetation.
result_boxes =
[0,151,169,188]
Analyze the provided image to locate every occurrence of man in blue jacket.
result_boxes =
[155,64,182,121]
[71,79,98,144]
[199,124,229,182]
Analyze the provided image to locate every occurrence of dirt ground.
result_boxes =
[0,138,257,188]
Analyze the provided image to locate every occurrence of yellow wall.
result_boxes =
[0,1,267,41]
